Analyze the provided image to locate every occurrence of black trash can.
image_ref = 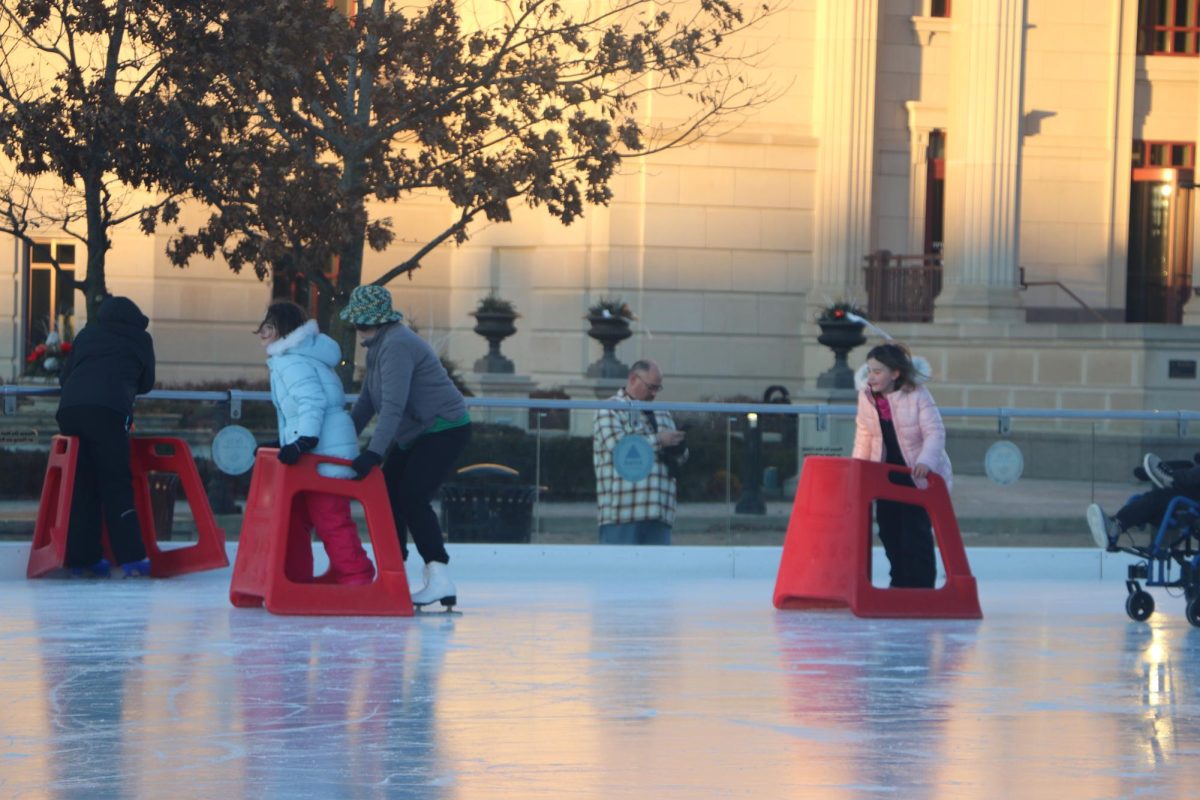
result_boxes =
[440,463,537,543]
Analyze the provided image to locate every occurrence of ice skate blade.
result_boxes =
[413,595,458,613]
[415,606,462,616]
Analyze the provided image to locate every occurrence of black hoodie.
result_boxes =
[58,296,156,416]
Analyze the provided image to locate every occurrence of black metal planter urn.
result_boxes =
[472,310,518,373]
[815,318,867,390]
[585,314,632,379]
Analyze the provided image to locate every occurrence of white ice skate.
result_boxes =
[411,562,457,611]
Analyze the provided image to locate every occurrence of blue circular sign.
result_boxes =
[212,425,258,476]
[984,441,1024,486]
[613,434,655,482]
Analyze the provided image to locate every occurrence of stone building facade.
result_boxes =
[4,0,1200,412]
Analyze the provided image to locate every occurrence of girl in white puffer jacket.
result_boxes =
[258,303,375,585]
[852,342,952,589]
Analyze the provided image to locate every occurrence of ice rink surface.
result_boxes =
[1,549,1199,799]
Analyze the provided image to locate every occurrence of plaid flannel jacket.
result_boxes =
[592,388,681,526]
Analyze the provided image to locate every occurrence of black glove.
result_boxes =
[351,450,383,479]
[277,436,319,465]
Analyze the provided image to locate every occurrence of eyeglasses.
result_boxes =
[635,373,663,392]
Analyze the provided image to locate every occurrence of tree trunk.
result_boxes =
[82,171,109,320]
[329,314,359,389]
[331,188,368,389]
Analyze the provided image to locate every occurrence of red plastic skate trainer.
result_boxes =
[229,450,414,616]
[27,435,229,579]
[773,456,982,619]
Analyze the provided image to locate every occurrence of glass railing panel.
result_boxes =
[939,417,1130,550]
[0,391,261,543]
[529,407,597,544]
[670,408,736,547]
[5,387,1199,552]
[1,390,58,543]
[723,409,816,548]
[522,406,736,546]
[441,409,542,545]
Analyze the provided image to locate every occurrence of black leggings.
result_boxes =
[874,470,936,589]
[381,424,471,564]
[56,405,147,567]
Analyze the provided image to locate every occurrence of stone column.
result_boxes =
[810,0,879,311]
[934,0,1026,323]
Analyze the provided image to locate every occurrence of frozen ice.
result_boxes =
[1,546,1198,798]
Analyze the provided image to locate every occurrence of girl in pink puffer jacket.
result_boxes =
[852,342,952,588]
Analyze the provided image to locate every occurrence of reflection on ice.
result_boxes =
[1,569,1200,798]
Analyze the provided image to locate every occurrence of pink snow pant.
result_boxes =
[284,492,376,585]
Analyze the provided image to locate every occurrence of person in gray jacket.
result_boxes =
[341,285,470,609]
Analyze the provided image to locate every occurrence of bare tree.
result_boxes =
[0,0,213,319]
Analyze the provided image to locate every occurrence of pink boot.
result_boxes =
[306,493,376,585]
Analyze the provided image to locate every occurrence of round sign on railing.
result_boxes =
[984,440,1023,486]
[211,425,258,476]
[613,434,655,482]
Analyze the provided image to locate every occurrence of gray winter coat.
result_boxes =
[351,321,467,455]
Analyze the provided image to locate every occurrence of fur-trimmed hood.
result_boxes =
[266,319,340,367]
[854,355,933,393]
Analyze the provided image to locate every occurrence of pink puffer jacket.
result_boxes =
[851,360,953,491]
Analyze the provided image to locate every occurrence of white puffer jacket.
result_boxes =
[851,356,953,491]
[266,320,357,478]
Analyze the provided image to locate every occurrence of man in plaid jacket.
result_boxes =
[593,360,688,544]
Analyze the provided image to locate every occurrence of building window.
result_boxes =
[929,0,951,17]
[924,130,946,256]
[27,241,77,347]
[1139,0,1200,55]
[1132,139,1195,168]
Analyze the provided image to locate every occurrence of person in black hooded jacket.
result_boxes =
[56,295,156,577]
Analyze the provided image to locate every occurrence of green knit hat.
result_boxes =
[340,285,403,326]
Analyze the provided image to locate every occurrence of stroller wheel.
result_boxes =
[1187,597,1200,628]
[1126,590,1155,622]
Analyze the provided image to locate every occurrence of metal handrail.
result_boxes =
[5,383,1200,429]
[1018,267,1107,323]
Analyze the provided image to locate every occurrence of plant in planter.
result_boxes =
[815,299,867,390]
[24,330,72,379]
[816,300,866,324]
[476,293,518,316]
[586,297,637,322]
[584,297,635,379]
[471,292,520,373]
